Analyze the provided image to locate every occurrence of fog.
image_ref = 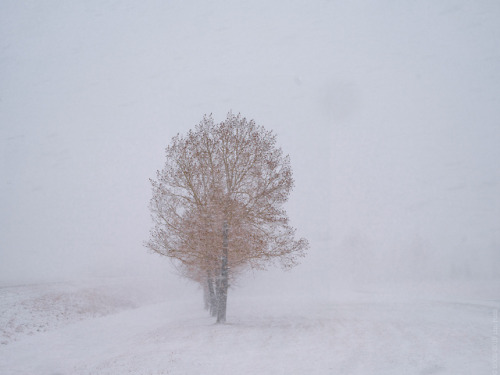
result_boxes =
[1,1,499,290]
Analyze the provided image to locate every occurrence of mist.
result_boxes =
[1,0,499,290]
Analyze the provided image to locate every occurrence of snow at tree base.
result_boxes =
[1,0,499,374]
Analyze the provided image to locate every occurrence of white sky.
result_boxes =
[1,0,499,285]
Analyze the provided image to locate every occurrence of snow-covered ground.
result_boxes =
[1,279,498,374]
[0,281,134,346]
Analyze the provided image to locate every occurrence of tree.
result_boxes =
[146,112,308,323]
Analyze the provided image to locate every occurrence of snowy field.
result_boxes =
[1,279,498,374]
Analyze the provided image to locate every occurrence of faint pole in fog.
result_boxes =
[493,308,498,375]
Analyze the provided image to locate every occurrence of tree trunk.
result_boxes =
[207,271,217,317]
[216,221,229,323]
[203,281,209,311]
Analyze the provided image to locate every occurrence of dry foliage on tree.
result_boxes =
[146,112,308,323]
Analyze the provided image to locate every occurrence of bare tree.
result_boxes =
[146,112,308,323]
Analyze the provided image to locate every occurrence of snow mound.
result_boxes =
[0,282,137,345]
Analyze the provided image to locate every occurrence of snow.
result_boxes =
[0,279,158,346]
[1,279,498,374]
